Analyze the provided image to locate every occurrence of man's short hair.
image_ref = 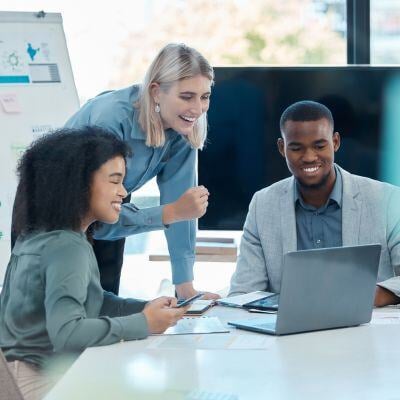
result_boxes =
[280,100,334,134]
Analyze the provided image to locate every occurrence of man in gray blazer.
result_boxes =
[229,100,400,307]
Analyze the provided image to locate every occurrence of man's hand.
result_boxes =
[162,186,209,225]
[143,296,188,334]
[175,281,221,300]
[374,285,400,307]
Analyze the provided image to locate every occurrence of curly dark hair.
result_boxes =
[12,126,132,238]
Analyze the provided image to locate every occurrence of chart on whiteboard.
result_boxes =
[0,12,79,284]
[1,33,61,84]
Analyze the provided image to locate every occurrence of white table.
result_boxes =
[45,306,400,400]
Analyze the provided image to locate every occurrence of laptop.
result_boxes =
[228,244,381,335]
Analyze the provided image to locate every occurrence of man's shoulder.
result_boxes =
[254,176,293,200]
[339,166,400,209]
[340,166,398,193]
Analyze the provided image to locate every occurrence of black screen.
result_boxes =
[198,66,400,230]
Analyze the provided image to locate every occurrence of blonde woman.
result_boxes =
[65,43,218,299]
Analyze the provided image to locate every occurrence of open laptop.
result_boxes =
[228,244,381,335]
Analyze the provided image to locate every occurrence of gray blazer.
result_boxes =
[229,165,400,296]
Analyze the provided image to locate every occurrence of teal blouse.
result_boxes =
[65,85,197,284]
[0,230,148,368]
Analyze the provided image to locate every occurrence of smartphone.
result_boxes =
[175,293,203,308]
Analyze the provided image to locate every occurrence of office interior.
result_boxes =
[1,1,400,399]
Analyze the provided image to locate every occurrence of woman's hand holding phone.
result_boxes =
[143,296,189,334]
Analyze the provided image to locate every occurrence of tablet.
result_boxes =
[242,294,280,311]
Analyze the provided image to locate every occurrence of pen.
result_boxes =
[247,308,277,314]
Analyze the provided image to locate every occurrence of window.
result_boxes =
[371,0,400,64]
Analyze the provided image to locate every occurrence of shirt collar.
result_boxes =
[294,165,343,209]
[130,115,147,140]
[128,85,146,140]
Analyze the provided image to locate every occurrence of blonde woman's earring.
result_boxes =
[155,103,160,113]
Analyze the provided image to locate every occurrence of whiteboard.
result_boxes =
[0,11,79,282]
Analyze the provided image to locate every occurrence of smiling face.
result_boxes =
[277,118,340,190]
[151,74,212,136]
[83,156,127,230]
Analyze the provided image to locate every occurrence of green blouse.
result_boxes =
[0,230,148,368]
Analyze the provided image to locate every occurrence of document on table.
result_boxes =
[185,389,238,400]
[371,306,400,324]
[152,316,229,335]
[217,291,275,308]
[147,332,276,350]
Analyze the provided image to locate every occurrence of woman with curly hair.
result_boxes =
[65,43,219,300]
[0,126,187,400]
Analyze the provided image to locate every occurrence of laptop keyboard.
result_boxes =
[256,322,276,330]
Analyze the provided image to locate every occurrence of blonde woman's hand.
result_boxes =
[162,186,209,224]
[176,282,221,300]
[143,296,188,334]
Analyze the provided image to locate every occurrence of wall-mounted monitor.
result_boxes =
[198,66,400,230]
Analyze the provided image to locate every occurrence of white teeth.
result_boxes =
[303,166,319,173]
[181,115,196,122]
[112,203,121,212]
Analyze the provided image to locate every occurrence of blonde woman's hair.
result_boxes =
[136,43,214,149]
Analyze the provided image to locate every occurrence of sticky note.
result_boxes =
[0,93,21,113]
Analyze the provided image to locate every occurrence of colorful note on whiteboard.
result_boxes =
[0,93,21,113]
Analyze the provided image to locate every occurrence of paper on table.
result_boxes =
[153,316,229,335]
[217,291,275,307]
[185,389,238,400]
[371,308,400,325]
[147,332,275,350]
